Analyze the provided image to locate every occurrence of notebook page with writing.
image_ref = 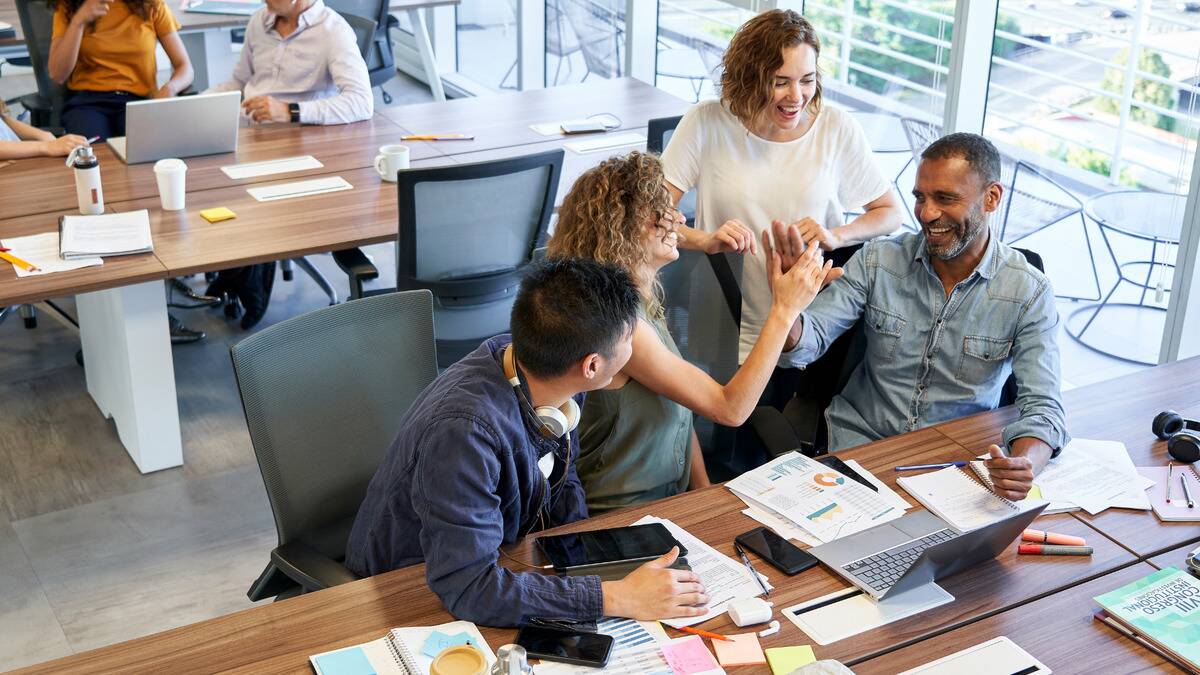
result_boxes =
[897,467,1024,531]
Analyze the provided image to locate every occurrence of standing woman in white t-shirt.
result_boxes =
[662,9,903,368]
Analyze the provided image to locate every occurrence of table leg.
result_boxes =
[179,28,237,93]
[76,281,183,474]
[407,8,445,102]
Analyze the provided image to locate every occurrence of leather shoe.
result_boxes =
[168,314,206,344]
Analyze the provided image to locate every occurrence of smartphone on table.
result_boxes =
[515,624,614,667]
[735,527,819,576]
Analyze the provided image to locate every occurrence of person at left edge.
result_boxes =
[48,0,194,140]
[346,258,710,627]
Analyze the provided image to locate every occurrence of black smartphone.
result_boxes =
[536,523,686,573]
[735,527,818,576]
[817,454,878,492]
[515,625,615,667]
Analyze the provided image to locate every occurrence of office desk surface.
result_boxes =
[852,562,1171,674]
[934,356,1200,558]
[15,427,1138,674]
[0,116,436,222]
[380,77,689,156]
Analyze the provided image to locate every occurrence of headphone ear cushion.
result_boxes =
[562,397,580,434]
[1154,410,1184,440]
[534,405,571,439]
[1169,432,1200,464]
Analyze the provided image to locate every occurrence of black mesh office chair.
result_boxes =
[347,149,563,369]
[646,115,697,224]
[233,290,438,601]
[325,0,399,104]
[14,0,63,128]
[748,247,1046,458]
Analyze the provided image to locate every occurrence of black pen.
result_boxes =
[733,542,770,597]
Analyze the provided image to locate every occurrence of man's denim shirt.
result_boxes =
[345,336,602,627]
[784,232,1069,454]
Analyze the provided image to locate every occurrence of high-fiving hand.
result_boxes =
[762,229,834,318]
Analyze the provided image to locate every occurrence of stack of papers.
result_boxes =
[632,516,771,628]
[534,618,672,675]
[727,452,904,544]
[1,232,102,278]
[59,210,153,259]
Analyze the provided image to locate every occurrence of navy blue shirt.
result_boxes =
[345,336,603,627]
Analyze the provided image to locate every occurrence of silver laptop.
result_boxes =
[108,91,241,164]
[809,504,1046,600]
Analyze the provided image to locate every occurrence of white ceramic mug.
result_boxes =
[153,158,187,211]
[374,144,410,182]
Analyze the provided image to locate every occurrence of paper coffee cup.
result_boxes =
[154,158,187,211]
[429,645,487,675]
[374,144,410,182]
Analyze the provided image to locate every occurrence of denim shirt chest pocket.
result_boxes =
[956,334,1013,384]
[865,303,906,363]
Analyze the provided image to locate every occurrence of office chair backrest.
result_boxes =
[231,290,438,561]
[396,149,563,366]
[15,0,64,124]
[325,0,395,88]
[646,115,697,222]
[336,11,376,63]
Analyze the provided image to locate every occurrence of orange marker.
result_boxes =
[1021,529,1085,546]
[678,626,730,642]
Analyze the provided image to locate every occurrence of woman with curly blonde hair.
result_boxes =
[662,9,901,370]
[549,151,835,512]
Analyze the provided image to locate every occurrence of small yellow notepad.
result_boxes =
[199,207,236,223]
[765,645,816,674]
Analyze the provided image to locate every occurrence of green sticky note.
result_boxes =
[765,645,816,675]
[315,646,377,675]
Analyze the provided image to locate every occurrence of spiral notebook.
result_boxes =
[897,467,1025,532]
[309,621,494,675]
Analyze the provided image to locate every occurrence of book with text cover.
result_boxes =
[1093,567,1200,670]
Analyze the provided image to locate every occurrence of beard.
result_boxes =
[924,201,989,261]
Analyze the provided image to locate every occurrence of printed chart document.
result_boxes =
[632,516,771,628]
[534,618,672,675]
[727,452,902,543]
[247,175,353,202]
[0,232,102,278]
[59,210,153,259]
[221,155,323,179]
[783,583,954,645]
[896,636,1050,674]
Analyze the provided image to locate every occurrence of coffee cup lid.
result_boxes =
[430,645,487,675]
[154,158,187,172]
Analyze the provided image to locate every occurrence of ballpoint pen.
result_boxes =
[894,461,968,472]
[400,134,475,141]
[1168,462,1175,504]
[733,541,771,598]
[1182,473,1194,509]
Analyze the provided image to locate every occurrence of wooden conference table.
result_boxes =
[0,77,689,473]
[17,358,1200,674]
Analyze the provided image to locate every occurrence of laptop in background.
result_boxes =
[182,0,259,16]
[108,91,241,164]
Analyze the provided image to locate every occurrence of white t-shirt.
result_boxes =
[0,117,20,142]
[662,99,889,363]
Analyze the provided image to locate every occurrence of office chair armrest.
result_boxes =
[748,406,809,459]
[332,247,378,300]
[270,541,359,592]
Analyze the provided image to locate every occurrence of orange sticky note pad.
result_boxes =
[200,207,236,223]
[712,632,767,667]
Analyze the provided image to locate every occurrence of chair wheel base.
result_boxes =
[23,317,36,329]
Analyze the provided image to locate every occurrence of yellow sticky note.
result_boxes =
[765,645,816,675]
[712,633,767,667]
[200,207,236,223]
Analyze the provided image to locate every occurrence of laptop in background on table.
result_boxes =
[107,91,241,164]
[182,0,259,15]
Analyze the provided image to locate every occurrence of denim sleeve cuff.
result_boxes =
[1003,417,1069,458]
[578,574,604,620]
[779,316,816,370]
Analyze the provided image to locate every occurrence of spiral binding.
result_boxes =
[964,462,1019,510]
[385,629,421,674]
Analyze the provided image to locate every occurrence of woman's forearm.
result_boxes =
[48,21,86,84]
[834,203,903,247]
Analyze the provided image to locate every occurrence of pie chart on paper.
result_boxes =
[813,472,845,487]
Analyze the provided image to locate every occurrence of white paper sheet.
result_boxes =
[980,438,1151,514]
[741,507,822,547]
[1,232,102,277]
[896,636,1050,675]
[782,583,954,645]
[844,459,913,512]
[898,468,1034,532]
[247,176,353,201]
[632,516,771,629]
[533,618,672,675]
[221,155,323,179]
[727,452,903,543]
[58,210,153,259]
[563,132,646,154]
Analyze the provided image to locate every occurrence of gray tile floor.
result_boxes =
[0,60,1149,670]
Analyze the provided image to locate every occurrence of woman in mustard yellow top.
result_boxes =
[48,0,193,139]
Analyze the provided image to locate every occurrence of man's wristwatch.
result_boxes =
[288,102,300,123]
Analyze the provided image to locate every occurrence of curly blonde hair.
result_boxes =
[548,151,673,307]
[720,9,823,126]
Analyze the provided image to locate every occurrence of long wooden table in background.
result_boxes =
[18,358,1200,674]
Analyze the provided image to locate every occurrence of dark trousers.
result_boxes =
[61,91,144,140]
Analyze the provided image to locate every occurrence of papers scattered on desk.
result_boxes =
[221,155,323,179]
[534,618,672,675]
[564,132,646,154]
[727,452,902,544]
[247,175,352,201]
[0,232,102,277]
[632,515,771,628]
[971,438,1152,515]
[782,583,954,645]
[59,210,153,259]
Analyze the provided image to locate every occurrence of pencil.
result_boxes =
[678,626,730,642]
[0,249,40,273]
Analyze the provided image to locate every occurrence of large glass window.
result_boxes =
[545,0,626,87]
[984,1,1200,379]
[455,0,520,91]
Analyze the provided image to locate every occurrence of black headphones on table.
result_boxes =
[1152,410,1200,463]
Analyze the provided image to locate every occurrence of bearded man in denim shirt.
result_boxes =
[780,133,1068,501]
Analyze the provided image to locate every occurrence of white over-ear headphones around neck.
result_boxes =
[503,346,579,439]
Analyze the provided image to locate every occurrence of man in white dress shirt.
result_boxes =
[208,0,373,125]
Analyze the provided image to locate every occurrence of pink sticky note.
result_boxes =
[661,635,722,675]
[712,633,767,667]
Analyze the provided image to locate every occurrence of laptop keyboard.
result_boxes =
[841,528,958,593]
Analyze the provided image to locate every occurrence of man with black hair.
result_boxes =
[777,132,1068,501]
[346,258,710,626]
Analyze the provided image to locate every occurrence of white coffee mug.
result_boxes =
[375,144,410,182]
[153,158,187,211]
